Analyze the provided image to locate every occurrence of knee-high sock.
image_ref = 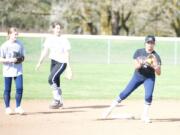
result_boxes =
[142,104,150,118]
[103,100,120,118]
[51,84,62,101]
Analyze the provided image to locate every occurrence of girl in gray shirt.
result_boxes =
[0,27,25,115]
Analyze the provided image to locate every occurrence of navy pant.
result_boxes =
[4,75,23,108]
[118,72,155,105]
[48,60,67,87]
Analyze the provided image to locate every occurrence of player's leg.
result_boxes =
[50,63,66,103]
[102,73,143,118]
[4,77,13,114]
[14,75,25,114]
[56,75,63,106]
[48,60,61,108]
[48,61,67,109]
[118,73,144,100]
[141,77,155,123]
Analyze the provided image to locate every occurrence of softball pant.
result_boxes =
[4,75,23,108]
[48,60,67,89]
[117,72,155,105]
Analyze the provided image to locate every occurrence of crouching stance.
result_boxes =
[36,22,72,109]
[102,35,161,123]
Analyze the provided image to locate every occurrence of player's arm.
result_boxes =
[134,58,143,69]
[35,46,49,70]
[0,57,17,63]
[0,48,17,63]
[153,65,161,75]
[151,55,161,75]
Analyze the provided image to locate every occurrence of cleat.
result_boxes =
[49,100,63,109]
[5,107,13,115]
[15,106,25,115]
[141,116,151,123]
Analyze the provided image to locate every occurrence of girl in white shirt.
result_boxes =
[36,22,72,109]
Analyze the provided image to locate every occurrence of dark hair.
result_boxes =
[51,21,63,28]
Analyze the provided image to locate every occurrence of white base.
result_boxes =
[111,114,135,119]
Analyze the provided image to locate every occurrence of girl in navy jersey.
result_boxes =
[102,35,161,123]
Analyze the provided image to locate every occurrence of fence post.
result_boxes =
[107,38,111,64]
[174,39,178,65]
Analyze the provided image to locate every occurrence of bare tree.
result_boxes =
[111,0,141,35]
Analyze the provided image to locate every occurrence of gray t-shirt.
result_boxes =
[0,40,25,77]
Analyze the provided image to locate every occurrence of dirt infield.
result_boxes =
[0,100,180,135]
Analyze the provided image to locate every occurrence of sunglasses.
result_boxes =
[146,41,155,44]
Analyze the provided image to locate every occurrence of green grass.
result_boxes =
[0,63,180,100]
[0,36,180,100]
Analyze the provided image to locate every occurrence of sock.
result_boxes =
[51,84,62,101]
[102,100,120,118]
[107,97,122,114]
[142,104,150,118]
[110,100,119,110]
[52,90,61,101]
[58,87,62,95]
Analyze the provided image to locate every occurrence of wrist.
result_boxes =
[153,65,160,70]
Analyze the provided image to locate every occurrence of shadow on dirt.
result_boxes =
[63,104,123,110]
[26,110,85,115]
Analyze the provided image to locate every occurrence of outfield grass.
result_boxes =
[0,36,180,100]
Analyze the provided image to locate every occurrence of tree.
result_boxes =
[111,0,137,35]
[0,0,179,36]
[0,0,51,31]
[165,0,180,36]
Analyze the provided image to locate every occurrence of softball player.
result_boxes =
[36,22,72,109]
[0,27,25,115]
[102,35,161,123]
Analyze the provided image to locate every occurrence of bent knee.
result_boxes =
[145,95,152,104]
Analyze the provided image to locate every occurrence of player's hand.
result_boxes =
[146,54,161,74]
[137,57,145,65]
[65,67,72,80]
[35,63,41,71]
[8,58,17,63]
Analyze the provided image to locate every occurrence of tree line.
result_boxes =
[0,0,179,37]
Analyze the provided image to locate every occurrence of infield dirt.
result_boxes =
[1,100,180,135]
